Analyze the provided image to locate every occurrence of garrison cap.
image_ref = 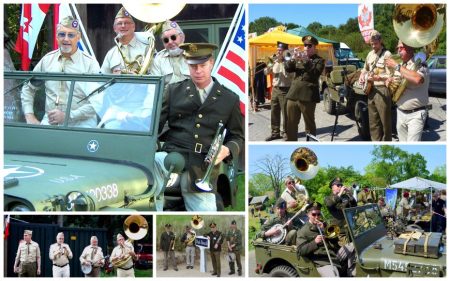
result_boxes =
[302,35,319,46]
[370,30,382,41]
[277,41,289,50]
[165,223,172,227]
[329,177,343,188]
[162,20,183,34]
[115,7,133,20]
[209,222,217,228]
[275,198,287,209]
[185,225,191,229]
[24,230,33,235]
[180,43,217,64]
[59,16,80,31]
[116,233,124,240]
[305,201,322,212]
[231,220,237,225]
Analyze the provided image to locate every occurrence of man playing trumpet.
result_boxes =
[49,232,73,277]
[111,233,137,277]
[80,236,105,277]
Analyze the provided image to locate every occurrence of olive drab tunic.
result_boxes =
[324,194,357,229]
[226,229,242,251]
[257,213,303,239]
[159,78,244,193]
[160,231,175,252]
[296,221,340,267]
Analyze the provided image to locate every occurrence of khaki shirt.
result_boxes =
[15,241,41,265]
[150,49,190,85]
[265,60,294,87]
[394,59,430,110]
[21,48,100,127]
[80,245,104,266]
[111,242,134,269]
[364,48,393,86]
[49,243,73,266]
[101,36,147,74]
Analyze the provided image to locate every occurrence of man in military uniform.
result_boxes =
[358,30,393,141]
[206,222,223,277]
[257,198,303,245]
[154,43,244,211]
[385,40,430,141]
[111,233,137,277]
[21,16,100,127]
[296,202,341,277]
[285,35,325,140]
[226,220,242,276]
[101,7,147,74]
[14,230,41,277]
[264,41,294,141]
[160,224,178,271]
[150,20,190,86]
[280,176,308,210]
[180,225,196,269]
[79,236,105,277]
[49,232,73,277]
[357,186,376,206]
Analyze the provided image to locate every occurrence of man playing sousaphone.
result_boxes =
[385,40,430,142]
[80,236,105,277]
[358,30,393,141]
[111,233,137,277]
[280,176,308,211]
[180,225,196,269]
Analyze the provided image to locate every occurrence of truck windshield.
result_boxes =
[345,204,383,239]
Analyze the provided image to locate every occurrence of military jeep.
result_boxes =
[253,204,446,277]
[3,71,238,211]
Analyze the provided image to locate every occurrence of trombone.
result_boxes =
[315,219,340,277]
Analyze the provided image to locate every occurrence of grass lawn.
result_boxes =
[248,209,270,250]
[225,173,245,211]
[101,268,152,277]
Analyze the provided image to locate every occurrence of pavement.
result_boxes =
[249,94,446,142]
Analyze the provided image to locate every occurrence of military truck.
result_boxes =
[3,71,238,211]
[253,204,446,277]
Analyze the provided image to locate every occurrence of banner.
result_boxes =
[358,4,374,44]
[385,188,398,213]
[212,4,246,115]
[14,4,51,70]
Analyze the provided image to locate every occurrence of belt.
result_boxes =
[398,106,427,114]
[21,262,35,265]
[53,263,68,268]
[274,86,290,91]
[119,265,134,271]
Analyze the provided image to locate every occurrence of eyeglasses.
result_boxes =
[336,184,343,187]
[311,212,321,217]
[163,34,178,44]
[287,181,295,185]
[115,21,133,27]
[397,46,406,50]
[304,44,313,48]
[57,32,77,39]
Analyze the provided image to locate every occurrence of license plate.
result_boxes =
[408,263,440,277]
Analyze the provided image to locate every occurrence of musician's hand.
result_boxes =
[314,235,324,244]
[214,145,230,165]
[14,266,19,273]
[37,269,41,276]
[25,113,40,125]
[48,109,65,125]
[358,73,366,85]
[385,58,397,68]
[385,77,394,87]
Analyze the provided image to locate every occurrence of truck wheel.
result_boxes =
[354,100,371,141]
[323,88,336,115]
[270,265,299,277]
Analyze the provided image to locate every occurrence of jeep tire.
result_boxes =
[323,88,337,115]
[270,265,299,277]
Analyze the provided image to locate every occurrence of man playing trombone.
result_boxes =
[160,224,178,271]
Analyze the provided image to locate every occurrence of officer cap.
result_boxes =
[231,220,237,225]
[115,7,133,21]
[277,41,289,50]
[305,201,322,213]
[162,20,183,34]
[275,198,287,209]
[59,16,80,32]
[209,222,217,228]
[116,233,124,240]
[329,177,343,188]
[302,35,319,46]
[179,43,218,64]
[185,225,191,229]
[165,223,172,228]
[24,230,32,235]
[370,30,382,41]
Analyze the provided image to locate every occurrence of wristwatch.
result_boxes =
[395,64,401,72]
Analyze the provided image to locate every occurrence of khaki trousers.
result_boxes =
[210,251,221,276]
[368,86,392,141]
[270,87,288,135]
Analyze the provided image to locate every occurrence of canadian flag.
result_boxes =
[4,215,11,240]
[14,4,51,70]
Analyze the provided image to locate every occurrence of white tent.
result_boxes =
[390,177,446,190]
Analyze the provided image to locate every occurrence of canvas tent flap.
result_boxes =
[390,177,446,190]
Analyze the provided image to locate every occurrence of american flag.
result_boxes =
[212,4,246,115]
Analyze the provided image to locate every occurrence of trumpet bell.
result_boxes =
[123,3,186,24]
[393,4,445,48]
[290,147,319,180]
[124,215,148,241]
[191,215,204,229]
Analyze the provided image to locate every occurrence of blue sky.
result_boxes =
[249,4,359,28]
[248,144,445,176]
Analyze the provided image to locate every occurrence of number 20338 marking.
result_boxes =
[88,183,119,202]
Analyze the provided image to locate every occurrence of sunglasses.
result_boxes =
[163,34,178,44]
[57,32,77,39]
[288,181,295,184]
[336,184,343,187]
[304,44,313,48]
[311,212,321,217]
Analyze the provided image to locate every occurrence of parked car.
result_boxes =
[135,243,153,269]
[427,55,446,94]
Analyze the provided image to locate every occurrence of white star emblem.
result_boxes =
[237,36,243,43]
[3,165,44,179]
[87,140,99,153]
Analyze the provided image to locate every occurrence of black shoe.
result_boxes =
[191,266,194,269]
[174,268,178,271]
[163,268,168,271]
[228,271,235,275]
[238,271,242,276]
[217,275,220,277]
[212,272,217,276]
[265,134,281,141]
[186,266,190,269]
[282,132,288,141]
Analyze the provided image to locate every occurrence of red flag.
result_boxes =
[212,5,246,116]
[4,215,10,240]
[15,4,51,70]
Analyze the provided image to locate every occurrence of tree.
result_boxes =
[249,16,282,35]
[285,22,299,30]
[429,165,446,183]
[249,173,273,197]
[307,22,323,34]
[253,153,290,199]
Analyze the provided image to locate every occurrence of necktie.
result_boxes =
[171,57,182,83]
[27,243,30,256]
[199,89,208,103]
[91,247,97,260]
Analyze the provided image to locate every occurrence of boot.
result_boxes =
[228,262,235,275]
